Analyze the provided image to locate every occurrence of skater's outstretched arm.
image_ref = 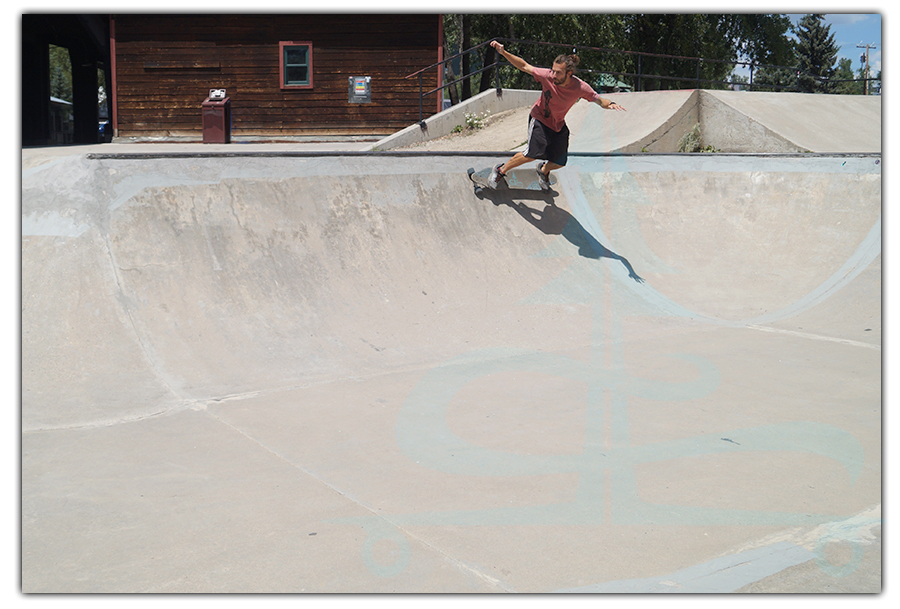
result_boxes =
[596,97,626,111]
[490,40,534,75]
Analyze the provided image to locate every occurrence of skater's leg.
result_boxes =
[540,161,563,176]
[500,152,536,175]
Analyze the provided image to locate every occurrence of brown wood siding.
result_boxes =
[113,14,441,138]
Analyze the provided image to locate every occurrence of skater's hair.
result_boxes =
[553,53,580,74]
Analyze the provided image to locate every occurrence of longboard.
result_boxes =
[467,166,557,193]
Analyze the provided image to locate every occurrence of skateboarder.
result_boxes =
[488,40,625,189]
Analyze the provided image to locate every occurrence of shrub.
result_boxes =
[678,123,719,153]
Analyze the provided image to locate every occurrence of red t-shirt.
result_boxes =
[530,67,602,132]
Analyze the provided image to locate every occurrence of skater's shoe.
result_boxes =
[537,163,551,190]
[488,164,506,189]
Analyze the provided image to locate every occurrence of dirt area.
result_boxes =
[396,106,533,152]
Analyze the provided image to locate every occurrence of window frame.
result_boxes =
[279,41,313,90]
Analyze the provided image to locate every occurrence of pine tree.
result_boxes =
[793,14,839,93]
[834,57,864,94]
[49,45,73,102]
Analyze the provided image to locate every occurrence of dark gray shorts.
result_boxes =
[524,116,570,166]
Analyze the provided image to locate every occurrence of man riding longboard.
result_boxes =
[484,40,626,190]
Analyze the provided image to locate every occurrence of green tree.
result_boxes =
[49,44,72,102]
[442,14,629,100]
[623,14,717,90]
[441,14,796,97]
[621,14,793,90]
[833,57,863,94]
[793,14,839,93]
[724,13,795,66]
[752,65,800,92]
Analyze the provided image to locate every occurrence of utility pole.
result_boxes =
[857,43,877,95]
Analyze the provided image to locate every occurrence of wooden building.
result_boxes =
[111,14,443,140]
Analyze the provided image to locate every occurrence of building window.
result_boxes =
[280,41,313,89]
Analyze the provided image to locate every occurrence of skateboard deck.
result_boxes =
[467,167,557,192]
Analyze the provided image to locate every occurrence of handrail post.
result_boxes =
[418,73,424,128]
[637,55,642,91]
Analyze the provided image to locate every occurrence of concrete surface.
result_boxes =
[372,87,697,154]
[700,90,882,153]
[96,88,880,155]
[368,88,538,151]
[21,90,882,594]
[571,89,699,153]
[21,150,881,594]
[571,89,881,154]
[377,88,881,154]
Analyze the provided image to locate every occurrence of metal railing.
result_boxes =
[405,40,503,127]
[406,37,879,124]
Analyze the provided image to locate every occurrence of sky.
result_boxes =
[797,13,882,75]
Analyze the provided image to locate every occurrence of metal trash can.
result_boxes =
[201,93,231,143]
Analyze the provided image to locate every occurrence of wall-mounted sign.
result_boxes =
[348,77,371,103]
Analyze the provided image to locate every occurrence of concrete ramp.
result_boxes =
[22,151,881,592]
[571,90,881,153]
[702,90,881,153]
[372,89,880,155]
[571,89,699,153]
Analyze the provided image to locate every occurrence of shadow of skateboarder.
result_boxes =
[475,187,644,283]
